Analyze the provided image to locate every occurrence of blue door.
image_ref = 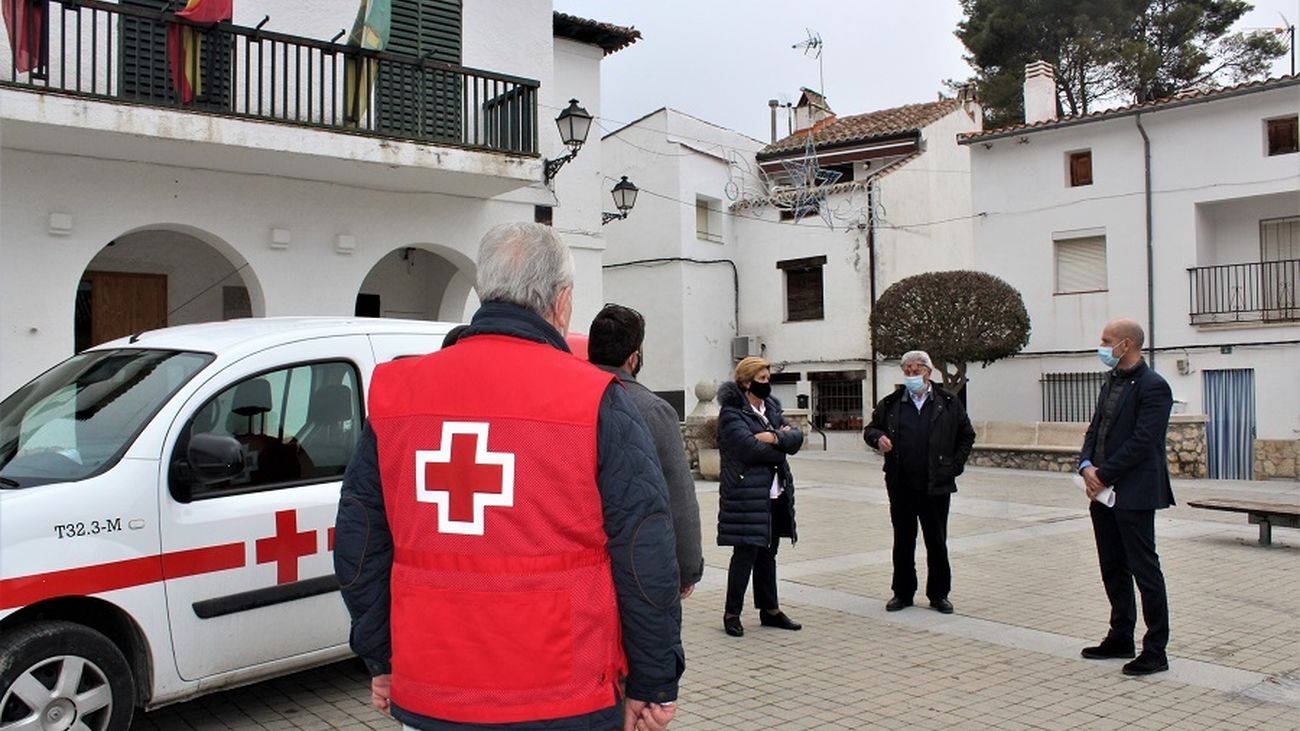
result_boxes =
[1203,369,1256,480]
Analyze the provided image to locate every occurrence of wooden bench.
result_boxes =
[1187,498,1300,546]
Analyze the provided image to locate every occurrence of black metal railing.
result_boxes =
[1188,259,1300,325]
[2,0,538,155]
[1040,372,1106,422]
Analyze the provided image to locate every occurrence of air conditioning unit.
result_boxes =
[731,335,761,361]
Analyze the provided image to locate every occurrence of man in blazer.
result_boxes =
[1079,318,1175,676]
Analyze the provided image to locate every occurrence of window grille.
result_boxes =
[812,379,863,431]
[1040,372,1106,422]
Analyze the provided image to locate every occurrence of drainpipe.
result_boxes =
[1135,114,1155,367]
[866,178,880,405]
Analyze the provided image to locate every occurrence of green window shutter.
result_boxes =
[119,0,231,109]
[120,0,173,102]
[377,0,462,142]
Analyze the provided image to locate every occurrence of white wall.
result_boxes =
[968,82,1300,439]
[0,149,522,394]
[875,109,980,287]
[601,109,765,400]
[550,37,608,328]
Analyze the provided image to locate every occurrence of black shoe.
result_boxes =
[1081,637,1136,660]
[723,615,744,637]
[929,598,954,614]
[885,596,913,612]
[1122,653,1169,676]
[759,610,802,630]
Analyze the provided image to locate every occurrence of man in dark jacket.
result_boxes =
[863,350,976,615]
[1078,318,1175,676]
[334,223,683,731]
[588,304,704,598]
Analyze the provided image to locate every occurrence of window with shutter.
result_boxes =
[1068,150,1092,187]
[377,0,463,143]
[779,256,827,321]
[696,196,722,241]
[119,0,231,109]
[1266,116,1298,156]
[1054,235,1107,294]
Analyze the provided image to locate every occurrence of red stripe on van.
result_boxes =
[0,543,246,610]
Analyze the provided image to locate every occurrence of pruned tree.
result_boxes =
[870,271,1030,395]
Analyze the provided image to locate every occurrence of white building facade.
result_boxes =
[601,93,982,444]
[963,74,1300,479]
[0,1,635,395]
[600,108,765,418]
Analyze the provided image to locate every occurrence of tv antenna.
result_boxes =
[793,29,825,98]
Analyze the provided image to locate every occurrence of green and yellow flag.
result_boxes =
[343,0,391,126]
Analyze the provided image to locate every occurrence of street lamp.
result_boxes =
[602,176,639,224]
[543,99,593,183]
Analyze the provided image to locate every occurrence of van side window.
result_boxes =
[172,361,362,498]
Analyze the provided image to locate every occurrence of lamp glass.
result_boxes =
[611,176,639,213]
[556,99,593,148]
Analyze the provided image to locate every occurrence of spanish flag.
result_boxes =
[2,0,47,75]
[343,0,390,126]
[168,0,233,104]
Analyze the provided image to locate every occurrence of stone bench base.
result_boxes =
[969,447,1080,473]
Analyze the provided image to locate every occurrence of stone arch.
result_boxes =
[354,243,478,323]
[76,224,265,351]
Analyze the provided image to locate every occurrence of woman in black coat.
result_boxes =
[716,356,803,637]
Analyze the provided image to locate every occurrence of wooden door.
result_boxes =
[84,271,168,347]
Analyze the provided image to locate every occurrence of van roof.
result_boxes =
[94,317,460,355]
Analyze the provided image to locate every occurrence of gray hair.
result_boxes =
[476,222,574,316]
[901,350,934,371]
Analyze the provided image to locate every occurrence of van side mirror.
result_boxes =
[187,432,245,484]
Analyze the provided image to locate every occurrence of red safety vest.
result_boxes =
[368,334,626,724]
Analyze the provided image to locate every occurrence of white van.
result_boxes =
[0,317,456,730]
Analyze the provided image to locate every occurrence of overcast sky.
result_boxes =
[552,0,1299,142]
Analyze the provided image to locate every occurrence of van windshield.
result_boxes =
[0,349,213,488]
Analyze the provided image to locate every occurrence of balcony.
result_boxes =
[1,0,541,195]
[1188,259,1300,325]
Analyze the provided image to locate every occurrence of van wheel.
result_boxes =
[0,620,135,731]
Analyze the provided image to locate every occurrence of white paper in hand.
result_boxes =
[1073,474,1116,508]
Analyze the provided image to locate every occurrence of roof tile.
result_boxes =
[760,99,961,158]
[960,74,1300,142]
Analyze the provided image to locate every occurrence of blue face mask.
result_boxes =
[1097,347,1119,369]
[1098,338,1128,369]
[903,375,927,394]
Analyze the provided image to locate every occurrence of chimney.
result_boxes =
[957,83,982,130]
[792,88,834,134]
[768,99,779,143]
[1023,61,1057,124]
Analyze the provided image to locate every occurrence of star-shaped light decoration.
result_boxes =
[779,134,842,227]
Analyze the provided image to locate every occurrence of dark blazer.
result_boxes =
[715,381,803,548]
[863,385,976,496]
[1079,359,1175,511]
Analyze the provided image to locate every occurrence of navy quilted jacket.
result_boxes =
[715,380,802,548]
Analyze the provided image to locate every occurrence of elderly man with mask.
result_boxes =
[863,351,976,614]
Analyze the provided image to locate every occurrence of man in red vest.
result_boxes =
[336,222,683,731]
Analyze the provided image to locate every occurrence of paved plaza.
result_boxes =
[134,452,1300,730]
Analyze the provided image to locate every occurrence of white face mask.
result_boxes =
[903,375,927,394]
